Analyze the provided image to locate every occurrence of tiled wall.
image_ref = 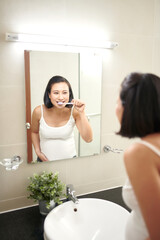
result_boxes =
[0,0,160,212]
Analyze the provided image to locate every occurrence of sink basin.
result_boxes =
[44,198,129,240]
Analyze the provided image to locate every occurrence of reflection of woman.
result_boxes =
[31,75,93,162]
[116,72,160,240]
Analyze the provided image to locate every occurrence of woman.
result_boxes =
[115,72,160,240]
[31,75,93,162]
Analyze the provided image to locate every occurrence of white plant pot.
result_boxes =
[39,200,56,216]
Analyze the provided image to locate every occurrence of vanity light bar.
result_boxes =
[5,33,118,49]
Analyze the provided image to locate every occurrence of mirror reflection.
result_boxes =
[24,50,102,163]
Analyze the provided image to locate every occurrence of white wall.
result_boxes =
[0,0,160,212]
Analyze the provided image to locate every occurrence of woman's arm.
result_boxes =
[72,99,93,143]
[124,143,160,240]
[31,106,48,162]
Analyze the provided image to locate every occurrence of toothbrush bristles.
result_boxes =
[58,102,73,105]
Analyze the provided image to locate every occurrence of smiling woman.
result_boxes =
[31,75,93,162]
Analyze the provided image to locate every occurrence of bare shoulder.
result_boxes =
[124,142,151,171]
[124,142,145,158]
[34,105,41,113]
[32,105,41,119]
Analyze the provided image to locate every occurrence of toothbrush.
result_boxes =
[57,102,74,105]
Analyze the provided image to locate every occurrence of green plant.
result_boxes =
[27,171,65,208]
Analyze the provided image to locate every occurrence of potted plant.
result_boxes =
[27,171,65,215]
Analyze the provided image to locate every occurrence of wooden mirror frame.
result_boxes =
[24,50,33,163]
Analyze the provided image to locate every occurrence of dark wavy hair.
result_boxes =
[117,72,160,138]
[43,75,74,108]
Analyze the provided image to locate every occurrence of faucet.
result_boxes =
[66,184,79,204]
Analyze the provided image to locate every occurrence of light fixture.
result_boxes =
[5,32,118,49]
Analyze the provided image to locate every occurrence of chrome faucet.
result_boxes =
[66,184,79,204]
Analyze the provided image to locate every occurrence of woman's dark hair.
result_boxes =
[117,72,160,138]
[44,75,74,108]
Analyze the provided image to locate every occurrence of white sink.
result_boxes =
[44,198,129,240]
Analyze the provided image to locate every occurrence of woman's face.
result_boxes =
[115,96,124,124]
[49,82,70,108]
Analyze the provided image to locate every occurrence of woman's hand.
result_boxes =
[36,151,48,162]
[72,99,85,113]
[72,99,93,143]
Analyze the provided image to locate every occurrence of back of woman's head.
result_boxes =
[118,72,160,138]
[44,75,74,108]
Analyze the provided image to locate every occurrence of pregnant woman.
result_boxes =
[31,75,93,162]
[116,72,160,240]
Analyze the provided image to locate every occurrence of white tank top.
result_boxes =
[39,105,76,161]
[122,140,160,240]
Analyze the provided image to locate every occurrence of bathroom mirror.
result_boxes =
[25,50,102,163]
